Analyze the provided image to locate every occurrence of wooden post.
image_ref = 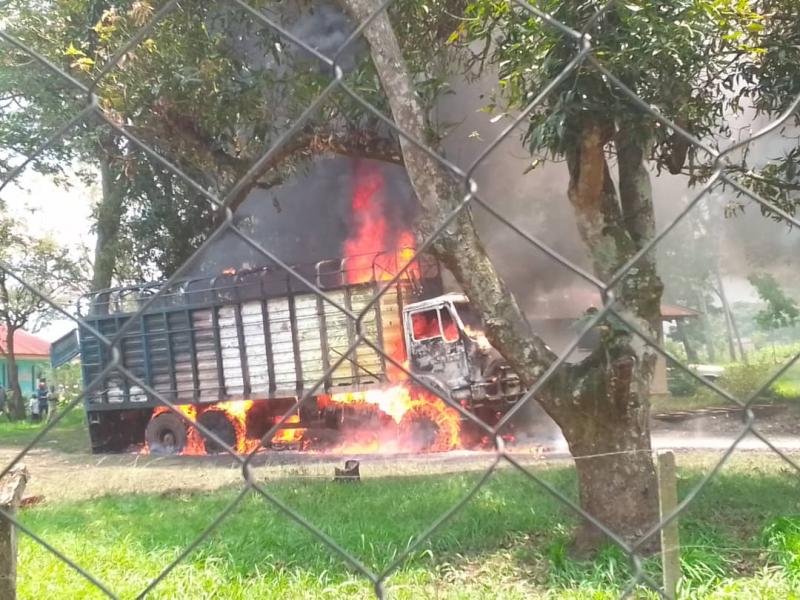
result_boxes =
[0,465,28,600]
[657,451,680,600]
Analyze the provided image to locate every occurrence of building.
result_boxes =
[0,326,51,397]
[524,286,698,397]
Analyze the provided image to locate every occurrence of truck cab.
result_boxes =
[402,293,522,417]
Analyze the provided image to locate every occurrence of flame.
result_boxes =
[271,414,306,445]
[344,161,420,285]
[147,400,261,455]
[321,385,461,452]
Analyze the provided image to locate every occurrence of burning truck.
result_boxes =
[64,249,523,455]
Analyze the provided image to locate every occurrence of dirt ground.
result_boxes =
[2,402,797,504]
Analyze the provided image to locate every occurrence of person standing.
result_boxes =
[47,385,59,424]
[36,379,48,421]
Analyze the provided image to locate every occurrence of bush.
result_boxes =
[667,367,699,397]
[695,360,780,405]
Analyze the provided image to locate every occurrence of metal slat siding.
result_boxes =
[168,312,195,402]
[192,309,221,402]
[349,286,382,387]
[321,290,353,389]
[293,293,324,390]
[241,301,270,396]
[144,313,172,399]
[267,297,297,394]
[218,305,245,398]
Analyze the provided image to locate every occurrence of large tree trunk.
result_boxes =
[339,0,663,552]
[563,124,662,551]
[570,422,657,552]
[91,142,125,292]
[4,326,24,420]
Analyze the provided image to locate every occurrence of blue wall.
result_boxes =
[0,358,49,397]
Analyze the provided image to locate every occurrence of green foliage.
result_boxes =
[1,0,466,282]
[748,273,800,331]
[0,216,84,332]
[668,367,700,398]
[763,516,800,573]
[462,0,768,163]
[692,354,800,405]
[47,362,83,404]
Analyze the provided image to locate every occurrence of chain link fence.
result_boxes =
[1,0,799,598]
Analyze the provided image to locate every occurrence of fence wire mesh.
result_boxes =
[0,0,799,598]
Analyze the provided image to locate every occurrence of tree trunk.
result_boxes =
[4,326,24,420]
[562,124,663,550]
[570,416,659,553]
[675,319,698,362]
[715,270,746,363]
[696,290,717,363]
[91,143,125,292]
[339,0,662,552]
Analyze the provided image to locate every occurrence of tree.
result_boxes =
[2,0,418,285]
[0,218,83,418]
[337,0,800,552]
[748,272,799,332]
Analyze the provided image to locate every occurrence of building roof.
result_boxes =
[0,326,50,358]
[526,287,698,321]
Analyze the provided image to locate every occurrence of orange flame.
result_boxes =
[271,414,306,445]
[344,161,420,285]
[321,386,461,452]
[148,400,261,455]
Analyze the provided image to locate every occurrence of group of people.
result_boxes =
[0,378,59,422]
[29,379,58,422]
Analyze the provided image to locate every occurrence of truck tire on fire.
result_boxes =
[197,410,237,454]
[399,402,459,452]
[144,413,187,455]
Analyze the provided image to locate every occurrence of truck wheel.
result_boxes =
[399,402,459,453]
[198,410,237,454]
[145,412,187,455]
[399,413,440,452]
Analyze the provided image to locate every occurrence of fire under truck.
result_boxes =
[54,251,522,454]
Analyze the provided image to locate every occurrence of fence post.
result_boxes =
[657,450,680,600]
[0,465,28,600]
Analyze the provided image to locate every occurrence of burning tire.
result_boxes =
[145,412,187,455]
[197,410,237,454]
[399,401,460,452]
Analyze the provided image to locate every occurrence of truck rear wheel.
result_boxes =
[198,410,237,454]
[145,412,187,455]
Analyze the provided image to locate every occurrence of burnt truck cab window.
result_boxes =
[410,307,459,342]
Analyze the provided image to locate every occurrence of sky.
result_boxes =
[3,169,96,342]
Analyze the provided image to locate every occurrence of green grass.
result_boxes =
[0,406,89,452]
[773,368,800,401]
[14,456,800,599]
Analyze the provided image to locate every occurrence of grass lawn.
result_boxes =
[0,406,89,453]
[14,455,800,599]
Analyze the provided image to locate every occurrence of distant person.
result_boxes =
[37,379,48,420]
[29,393,40,422]
[47,385,59,423]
